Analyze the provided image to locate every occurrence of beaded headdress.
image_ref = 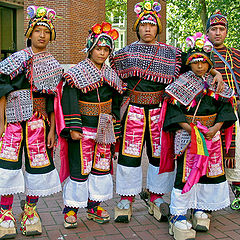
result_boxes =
[133,0,162,34]
[25,6,57,40]
[185,32,214,66]
[206,10,228,32]
[85,22,119,54]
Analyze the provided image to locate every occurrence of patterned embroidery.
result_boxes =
[185,114,217,128]
[94,144,111,171]
[129,90,163,105]
[174,129,191,156]
[33,97,48,119]
[79,99,112,116]
[110,42,182,84]
[165,71,234,106]
[0,123,23,162]
[64,58,126,94]
[6,90,33,123]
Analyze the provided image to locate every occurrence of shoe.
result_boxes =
[114,198,133,223]
[64,210,78,229]
[192,209,210,232]
[169,215,196,240]
[87,206,110,224]
[0,208,17,239]
[148,197,170,221]
[20,203,42,236]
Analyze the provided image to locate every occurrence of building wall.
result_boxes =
[24,0,106,64]
[127,0,166,45]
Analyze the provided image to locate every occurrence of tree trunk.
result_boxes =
[199,0,208,32]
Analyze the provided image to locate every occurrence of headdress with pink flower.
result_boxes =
[25,6,59,40]
[133,1,162,33]
[85,22,119,54]
[185,32,214,66]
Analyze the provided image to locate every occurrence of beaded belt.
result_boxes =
[129,90,164,105]
[185,113,217,128]
[33,97,48,119]
[79,99,112,116]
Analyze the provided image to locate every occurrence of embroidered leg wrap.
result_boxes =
[0,207,17,239]
[169,215,196,240]
[87,205,110,224]
[148,193,169,221]
[20,203,42,236]
[63,206,78,229]
[114,196,134,223]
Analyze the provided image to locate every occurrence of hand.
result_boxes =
[204,126,218,141]
[0,125,5,139]
[70,130,83,140]
[47,130,56,149]
[212,72,224,93]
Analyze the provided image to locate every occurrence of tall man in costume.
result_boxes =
[164,32,236,240]
[0,6,62,238]
[110,0,225,223]
[207,11,240,209]
[59,22,126,228]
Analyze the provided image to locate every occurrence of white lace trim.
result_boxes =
[147,164,175,194]
[25,169,62,196]
[170,181,230,215]
[116,164,142,196]
[0,168,25,195]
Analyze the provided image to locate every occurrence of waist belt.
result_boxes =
[129,90,163,105]
[185,113,217,128]
[33,97,48,119]
[79,99,112,116]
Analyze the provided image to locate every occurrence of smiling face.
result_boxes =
[30,25,51,53]
[138,23,158,44]
[190,61,210,77]
[89,46,110,69]
[207,24,227,48]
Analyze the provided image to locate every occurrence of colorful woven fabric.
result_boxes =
[190,123,209,156]
[64,58,126,94]
[129,90,163,105]
[185,114,217,128]
[110,42,182,84]
[165,71,234,106]
[33,97,48,119]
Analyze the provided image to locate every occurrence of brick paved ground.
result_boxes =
[12,147,240,240]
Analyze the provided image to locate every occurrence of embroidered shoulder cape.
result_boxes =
[63,58,127,93]
[110,41,182,84]
[165,71,234,106]
[0,47,62,93]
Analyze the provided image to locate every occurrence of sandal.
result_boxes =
[87,206,110,224]
[64,210,78,229]
[192,209,210,232]
[20,203,42,236]
[0,208,17,239]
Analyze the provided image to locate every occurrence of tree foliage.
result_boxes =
[105,0,127,23]
[167,0,240,49]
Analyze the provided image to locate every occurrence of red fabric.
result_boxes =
[158,99,175,174]
[120,196,134,202]
[232,182,240,185]
[1,195,13,207]
[224,124,234,154]
[150,193,163,203]
[54,80,70,183]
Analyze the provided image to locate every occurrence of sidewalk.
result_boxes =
[12,148,240,240]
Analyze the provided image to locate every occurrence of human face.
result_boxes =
[30,25,51,53]
[190,61,210,77]
[138,23,158,44]
[89,46,110,69]
[207,25,227,48]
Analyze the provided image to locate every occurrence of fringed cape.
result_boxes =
[63,58,127,93]
[110,41,182,84]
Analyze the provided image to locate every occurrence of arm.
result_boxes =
[178,122,192,134]
[47,112,56,148]
[204,122,223,140]
[0,96,6,137]
[210,69,224,93]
